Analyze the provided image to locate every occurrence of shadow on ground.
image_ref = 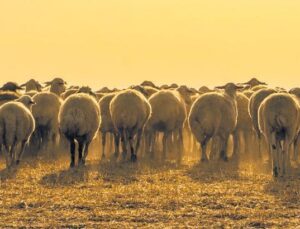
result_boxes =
[264,167,300,207]
[186,158,241,183]
[39,166,90,186]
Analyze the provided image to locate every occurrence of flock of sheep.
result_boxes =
[0,77,299,178]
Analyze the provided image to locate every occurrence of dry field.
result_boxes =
[0,143,300,228]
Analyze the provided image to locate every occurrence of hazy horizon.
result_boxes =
[1,0,300,90]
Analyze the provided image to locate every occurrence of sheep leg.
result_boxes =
[9,144,16,167]
[78,140,84,166]
[282,141,290,176]
[293,134,300,163]
[200,137,209,162]
[270,132,279,177]
[109,133,113,155]
[177,128,183,164]
[134,129,143,161]
[120,130,128,160]
[101,133,106,161]
[4,145,11,169]
[82,141,91,165]
[129,133,137,162]
[16,140,27,166]
[69,138,76,168]
[162,132,169,161]
[232,131,239,160]
[113,133,120,159]
[220,136,229,162]
[144,132,150,156]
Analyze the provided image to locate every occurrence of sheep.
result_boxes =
[44,78,66,96]
[110,89,151,162]
[31,92,62,152]
[140,80,159,89]
[21,79,42,92]
[248,88,277,159]
[145,90,186,162]
[130,85,159,98]
[251,85,268,92]
[61,89,78,100]
[243,77,267,89]
[258,93,300,177]
[0,82,23,92]
[289,88,300,162]
[189,83,243,162]
[232,92,255,159]
[0,91,20,106]
[199,86,213,94]
[98,93,119,160]
[59,93,100,167]
[62,86,96,100]
[0,95,35,169]
[243,89,254,98]
[97,87,112,93]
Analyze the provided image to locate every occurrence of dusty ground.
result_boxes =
[0,145,300,228]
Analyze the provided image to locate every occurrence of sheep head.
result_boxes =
[78,86,97,98]
[0,82,24,92]
[215,83,244,98]
[289,87,300,98]
[45,78,67,96]
[243,77,266,88]
[130,85,149,98]
[20,79,42,92]
[17,95,35,109]
[140,80,158,89]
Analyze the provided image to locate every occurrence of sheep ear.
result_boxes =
[235,84,245,90]
[44,81,52,86]
[20,83,26,87]
[215,85,225,89]
[16,85,24,90]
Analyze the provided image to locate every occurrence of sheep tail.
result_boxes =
[275,115,287,128]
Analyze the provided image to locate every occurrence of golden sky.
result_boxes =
[0,0,300,89]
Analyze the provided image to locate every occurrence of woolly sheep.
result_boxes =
[98,93,119,160]
[0,82,23,92]
[62,86,96,100]
[0,95,35,168]
[289,88,300,161]
[0,91,20,106]
[21,79,42,92]
[140,80,159,89]
[110,89,151,162]
[31,92,62,152]
[243,89,254,98]
[232,92,255,159]
[145,90,186,162]
[44,78,67,96]
[189,83,243,162]
[251,85,268,92]
[59,93,100,167]
[243,77,266,88]
[248,88,277,159]
[258,93,300,177]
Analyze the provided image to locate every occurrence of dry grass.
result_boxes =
[0,145,300,228]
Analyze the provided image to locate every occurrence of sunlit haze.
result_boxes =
[1,0,300,89]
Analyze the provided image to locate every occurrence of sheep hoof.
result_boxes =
[16,160,20,165]
[79,159,86,166]
[200,158,208,163]
[122,152,127,160]
[70,162,75,168]
[222,156,228,162]
[273,167,278,177]
[131,154,137,162]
